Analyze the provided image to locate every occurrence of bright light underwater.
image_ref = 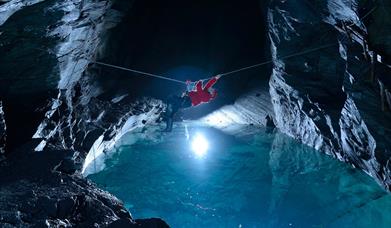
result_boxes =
[191,133,209,158]
[88,124,391,227]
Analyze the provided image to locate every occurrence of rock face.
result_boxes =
[0,148,169,227]
[1,0,391,226]
[0,0,45,26]
[365,0,391,59]
[28,0,165,161]
[0,0,169,226]
[0,101,5,156]
[201,86,275,136]
[268,0,391,191]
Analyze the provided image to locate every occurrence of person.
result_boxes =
[162,94,192,132]
[265,115,276,134]
[162,75,221,132]
[187,75,221,106]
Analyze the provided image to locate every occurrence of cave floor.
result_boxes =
[88,124,391,227]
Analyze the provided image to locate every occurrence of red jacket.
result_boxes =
[188,77,218,106]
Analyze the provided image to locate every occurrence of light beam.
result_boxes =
[191,133,209,158]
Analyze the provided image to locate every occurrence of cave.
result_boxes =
[92,0,271,118]
[1,0,391,227]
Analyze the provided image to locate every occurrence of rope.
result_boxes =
[199,43,336,81]
[217,60,273,77]
[94,43,337,85]
[92,61,187,85]
[61,4,379,84]
[357,5,378,22]
[33,4,378,86]
[197,4,378,81]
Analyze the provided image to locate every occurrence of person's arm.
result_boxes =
[211,90,217,99]
[204,77,218,90]
[186,80,196,92]
[195,80,203,92]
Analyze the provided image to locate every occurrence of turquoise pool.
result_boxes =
[88,124,391,227]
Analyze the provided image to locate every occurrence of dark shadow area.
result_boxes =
[95,0,271,119]
[0,0,61,152]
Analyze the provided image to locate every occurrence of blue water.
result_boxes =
[88,124,391,227]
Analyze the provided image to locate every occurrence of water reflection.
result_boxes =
[191,133,209,159]
[88,124,391,227]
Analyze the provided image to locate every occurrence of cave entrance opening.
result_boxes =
[87,123,391,227]
[92,0,271,119]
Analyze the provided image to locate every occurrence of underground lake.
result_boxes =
[87,123,391,227]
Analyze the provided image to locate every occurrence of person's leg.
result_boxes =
[181,95,192,109]
[163,104,173,131]
[164,105,177,132]
[163,95,180,132]
[165,117,173,132]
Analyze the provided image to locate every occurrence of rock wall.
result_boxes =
[201,86,275,136]
[29,0,156,162]
[268,0,391,191]
[1,0,390,226]
[0,101,5,157]
[0,1,169,226]
[0,0,45,26]
[0,148,169,227]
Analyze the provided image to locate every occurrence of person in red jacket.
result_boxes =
[187,75,220,106]
[162,75,221,132]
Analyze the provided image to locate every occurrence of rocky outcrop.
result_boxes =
[29,0,121,151]
[1,0,169,226]
[2,0,390,226]
[201,87,275,136]
[1,95,167,227]
[268,0,391,191]
[22,0,169,176]
[0,101,5,157]
[81,97,164,176]
[0,148,169,227]
[0,0,45,26]
[33,88,164,154]
[49,0,121,91]
[29,0,164,160]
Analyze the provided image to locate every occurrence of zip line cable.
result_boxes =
[32,4,378,86]
[200,43,337,81]
[92,61,187,85]
[92,4,379,84]
[29,3,379,87]
[93,43,337,85]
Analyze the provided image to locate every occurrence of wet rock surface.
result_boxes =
[0,147,169,227]
[201,86,275,137]
[0,101,5,157]
[1,0,390,226]
[0,0,170,226]
[0,0,61,150]
[268,0,391,190]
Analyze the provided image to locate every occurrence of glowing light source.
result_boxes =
[191,133,209,158]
